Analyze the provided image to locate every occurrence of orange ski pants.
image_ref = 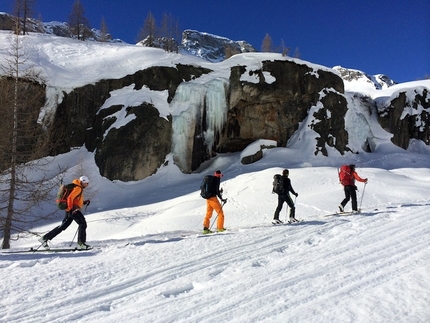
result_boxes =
[203,196,225,230]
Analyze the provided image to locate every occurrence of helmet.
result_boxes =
[282,169,289,176]
[79,176,90,184]
[214,170,223,178]
[349,164,355,170]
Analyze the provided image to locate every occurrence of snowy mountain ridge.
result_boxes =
[0,12,119,42]
[333,65,397,91]
[0,12,397,86]
[179,29,256,62]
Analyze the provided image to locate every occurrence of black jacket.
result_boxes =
[208,176,222,199]
[280,176,296,196]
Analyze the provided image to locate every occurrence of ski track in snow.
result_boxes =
[2,204,429,323]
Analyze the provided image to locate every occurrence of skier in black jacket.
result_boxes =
[273,169,298,224]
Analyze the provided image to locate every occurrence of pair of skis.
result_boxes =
[272,218,303,225]
[325,210,361,217]
[2,247,94,254]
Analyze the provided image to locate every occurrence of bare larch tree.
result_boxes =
[0,20,63,249]
[261,33,274,52]
[12,0,35,35]
[68,0,91,41]
[160,12,180,53]
[99,16,110,42]
[137,11,157,46]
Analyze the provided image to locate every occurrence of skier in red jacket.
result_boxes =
[338,165,367,213]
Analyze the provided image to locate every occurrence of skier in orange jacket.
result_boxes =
[39,176,91,249]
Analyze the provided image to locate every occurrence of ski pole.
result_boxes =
[84,199,91,212]
[359,182,367,210]
[209,199,226,230]
[209,215,218,230]
[69,227,78,247]
[35,239,47,251]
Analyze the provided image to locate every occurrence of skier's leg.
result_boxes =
[285,195,295,218]
[351,188,358,211]
[273,195,284,220]
[44,212,73,241]
[203,198,215,228]
[211,198,225,230]
[70,210,87,243]
[341,187,351,207]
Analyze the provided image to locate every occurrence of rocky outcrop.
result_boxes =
[0,13,15,30]
[0,77,47,167]
[47,57,349,177]
[333,66,397,90]
[49,64,212,181]
[220,60,347,156]
[93,103,172,181]
[378,88,430,148]
[180,29,256,62]
[2,27,428,180]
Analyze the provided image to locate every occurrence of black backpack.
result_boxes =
[272,174,285,194]
[200,175,215,199]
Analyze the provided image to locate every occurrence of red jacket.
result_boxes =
[341,170,367,186]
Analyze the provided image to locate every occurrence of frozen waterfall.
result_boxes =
[170,78,229,172]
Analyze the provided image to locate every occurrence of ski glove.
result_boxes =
[221,198,228,204]
[294,193,298,197]
[84,199,91,206]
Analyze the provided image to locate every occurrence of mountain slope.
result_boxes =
[1,160,430,323]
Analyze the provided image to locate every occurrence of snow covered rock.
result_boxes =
[179,29,256,62]
[333,66,397,92]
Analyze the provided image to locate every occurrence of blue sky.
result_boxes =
[2,0,429,83]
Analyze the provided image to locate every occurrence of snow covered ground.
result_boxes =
[1,147,429,323]
[0,31,429,322]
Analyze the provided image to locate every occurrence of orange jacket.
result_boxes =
[66,179,84,212]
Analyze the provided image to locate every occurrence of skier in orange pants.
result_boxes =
[202,170,227,234]
[203,196,225,232]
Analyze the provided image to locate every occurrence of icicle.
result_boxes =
[204,78,229,153]
[171,83,205,172]
[170,78,229,172]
